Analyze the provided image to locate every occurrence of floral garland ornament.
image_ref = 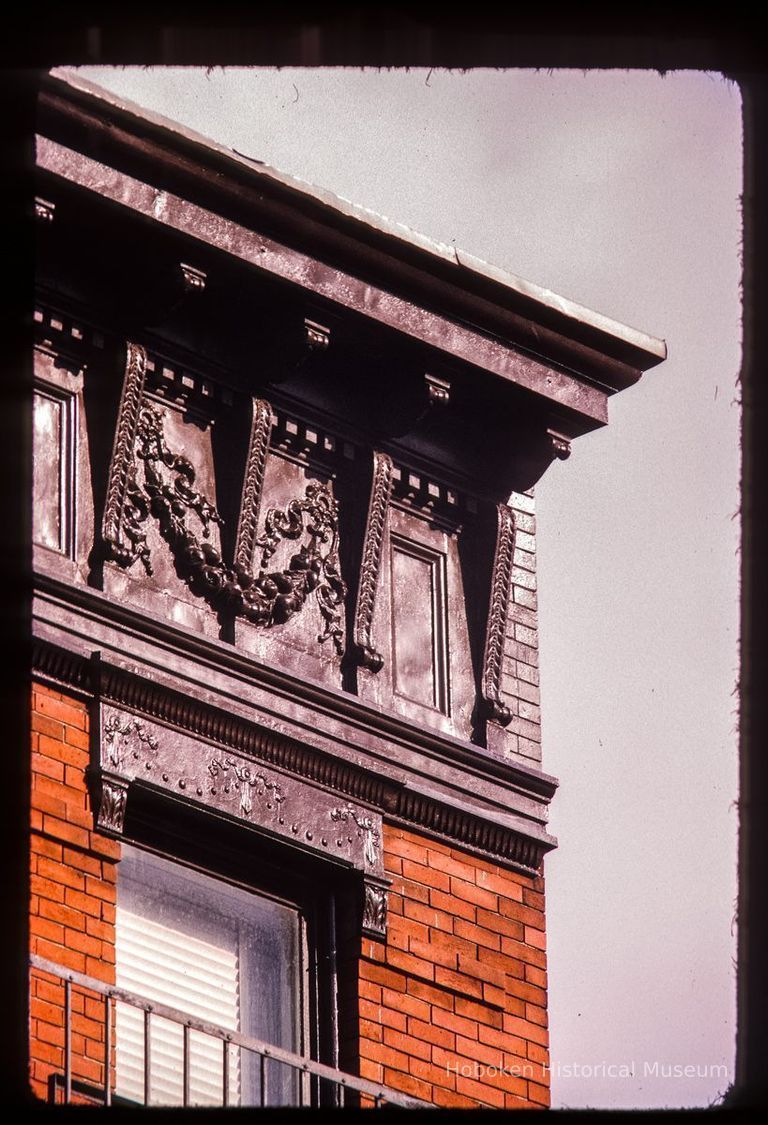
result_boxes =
[330,803,380,868]
[110,399,347,654]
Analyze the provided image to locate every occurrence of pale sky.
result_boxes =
[70,66,742,1109]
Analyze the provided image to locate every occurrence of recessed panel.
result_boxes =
[33,386,72,555]
[390,536,448,713]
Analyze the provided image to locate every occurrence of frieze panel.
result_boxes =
[103,344,346,655]
[98,705,384,878]
[251,482,346,652]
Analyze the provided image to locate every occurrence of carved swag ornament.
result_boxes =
[103,344,346,652]
[330,802,380,869]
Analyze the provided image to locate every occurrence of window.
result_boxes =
[114,843,312,1107]
[390,533,449,714]
[32,379,75,558]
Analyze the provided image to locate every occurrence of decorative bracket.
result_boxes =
[102,342,150,571]
[304,318,330,352]
[480,503,515,727]
[362,877,389,938]
[180,262,207,294]
[547,427,571,460]
[424,373,451,407]
[353,450,394,671]
[95,773,129,836]
[35,197,56,223]
[233,398,274,575]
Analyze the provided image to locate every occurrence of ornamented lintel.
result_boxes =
[36,646,554,876]
[97,705,385,878]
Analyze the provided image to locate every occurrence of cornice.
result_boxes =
[40,69,666,385]
[32,574,557,874]
[33,571,558,805]
[36,134,610,432]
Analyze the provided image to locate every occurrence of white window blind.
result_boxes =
[115,904,242,1106]
[115,844,303,1108]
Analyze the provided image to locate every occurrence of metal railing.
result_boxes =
[30,954,430,1109]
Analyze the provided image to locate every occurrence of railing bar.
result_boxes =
[64,978,71,1106]
[143,1009,151,1107]
[104,992,112,1107]
[182,1023,190,1107]
[30,955,431,1109]
[260,1052,267,1109]
[222,1039,229,1108]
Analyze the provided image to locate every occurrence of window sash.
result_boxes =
[115,843,305,1107]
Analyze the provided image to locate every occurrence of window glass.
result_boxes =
[33,386,71,554]
[115,844,303,1107]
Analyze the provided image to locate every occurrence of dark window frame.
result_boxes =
[118,785,358,1108]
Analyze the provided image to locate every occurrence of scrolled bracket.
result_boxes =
[362,877,389,939]
[95,772,130,836]
[480,503,515,727]
[352,450,394,672]
[304,318,330,352]
[233,398,274,576]
[180,262,207,294]
[35,197,56,223]
[101,341,152,573]
[547,427,571,461]
[424,373,450,407]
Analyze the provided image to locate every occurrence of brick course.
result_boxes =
[359,824,549,1109]
[29,684,120,1103]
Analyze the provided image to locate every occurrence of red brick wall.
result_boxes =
[28,685,550,1109]
[359,824,549,1109]
[29,683,121,1103]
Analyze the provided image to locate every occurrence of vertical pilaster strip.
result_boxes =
[481,502,515,726]
[233,398,273,575]
[102,341,148,565]
[353,450,394,672]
